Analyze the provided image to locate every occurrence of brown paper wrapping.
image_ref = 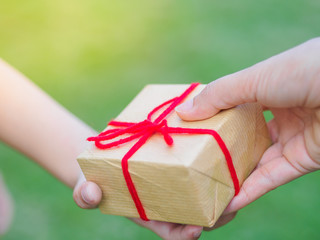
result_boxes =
[77,84,271,227]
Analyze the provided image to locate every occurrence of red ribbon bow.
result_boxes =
[88,83,240,221]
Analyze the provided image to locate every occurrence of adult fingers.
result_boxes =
[223,155,302,215]
[203,212,237,231]
[176,68,259,121]
[176,38,320,121]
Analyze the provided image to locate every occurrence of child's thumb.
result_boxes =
[73,181,102,209]
[176,70,258,121]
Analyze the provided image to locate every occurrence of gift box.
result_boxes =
[77,83,271,227]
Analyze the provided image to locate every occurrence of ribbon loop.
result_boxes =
[88,83,239,221]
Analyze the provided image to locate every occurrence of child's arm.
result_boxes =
[0,58,94,187]
[0,59,203,240]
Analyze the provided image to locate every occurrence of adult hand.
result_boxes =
[176,38,320,221]
[73,173,203,240]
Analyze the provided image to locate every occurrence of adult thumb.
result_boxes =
[176,69,259,121]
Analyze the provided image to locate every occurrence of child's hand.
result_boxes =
[0,59,202,239]
[176,38,320,224]
[73,173,203,240]
[73,173,102,209]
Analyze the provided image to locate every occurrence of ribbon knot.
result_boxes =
[87,118,173,149]
[148,119,174,146]
[88,83,240,221]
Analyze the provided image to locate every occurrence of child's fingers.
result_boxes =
[132,218,203,240]
[73,181,102,209]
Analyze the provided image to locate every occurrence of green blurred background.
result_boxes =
[0,0,319,239]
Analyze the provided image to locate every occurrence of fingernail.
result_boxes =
[175,99,194,113]
[193,228,202,238]
[81,184,94,204]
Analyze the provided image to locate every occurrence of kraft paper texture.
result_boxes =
[77,84,271,227]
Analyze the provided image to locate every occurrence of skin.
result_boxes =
[176,37,320,230]
[0,59,202,239]
[0,174,13,235]
[2,37,319,238]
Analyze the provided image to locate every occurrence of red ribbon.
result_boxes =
[87,83,240,221]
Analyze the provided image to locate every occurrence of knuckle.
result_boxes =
[203,82,216,101]
[73,187,89,209]
[257,166,277,191]
[72,188,80,204]
[241,184,252,205]
[194,82,217,109]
